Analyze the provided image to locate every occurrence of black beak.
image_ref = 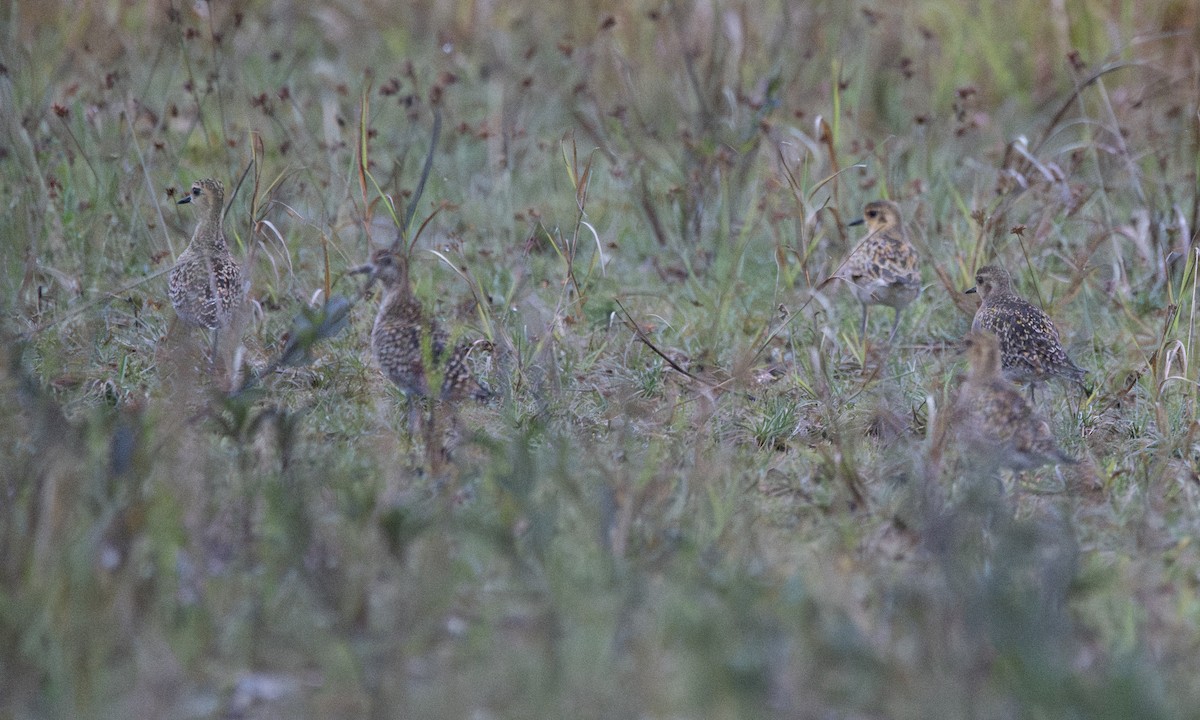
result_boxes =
[177,196,192,205]
[964,286,977,294]
[848,218,864,227]
[348,262,375,276]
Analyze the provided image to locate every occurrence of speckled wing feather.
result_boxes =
[845,230,921,306]
[440,340,491,401]
[370,288,490,401]
[168,251,242,329]
[974,295,1085,385]
[372,292,432,397]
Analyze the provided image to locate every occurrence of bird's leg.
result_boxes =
[425,401,444,477]
[405,395,421,437]
[859,304,869,339]
[208,326,220,377]
[887,308,903,344]
[1053,464,1069,494]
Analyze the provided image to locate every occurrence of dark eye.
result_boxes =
[866,210,876,218]
[192,187,201,196]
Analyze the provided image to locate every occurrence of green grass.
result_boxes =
[3,0,1200,717]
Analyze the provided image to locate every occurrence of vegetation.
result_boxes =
[2,0,1198,717]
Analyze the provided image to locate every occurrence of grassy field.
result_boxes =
[3,0,1199,717]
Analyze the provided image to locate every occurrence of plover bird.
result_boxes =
[354,248,489,403]
[169,178,242,329]
[956,330,1076,471]
[829,200,921,342]
[966,264,1086,393]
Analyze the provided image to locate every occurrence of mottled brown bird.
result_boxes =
[354,249,489,402]
[829,200,921,342]
[169,178,242,329]
[966,265,1086,393]
[956,330,1076,471]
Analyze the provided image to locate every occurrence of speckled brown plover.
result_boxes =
[831,200,921,342]
[956,330,1076,471]
[353,248,489,403]
[966,264,1086,394]
[170,178,242,330]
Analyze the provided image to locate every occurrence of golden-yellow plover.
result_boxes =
[965,265,1086,393]
[169,178,242,329]
[829,200,921,342]
[956,330,1076,471]
[353,248,489,403]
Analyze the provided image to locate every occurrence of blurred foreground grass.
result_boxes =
[2,0,1200,717]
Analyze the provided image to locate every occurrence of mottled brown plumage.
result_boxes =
[966,265,1086,391]
[357,249,489,402]
[169,178,242,329]
[836,200,921,341]
[956,331,1076,471]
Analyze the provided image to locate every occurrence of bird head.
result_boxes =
[177,178,225,218]
[349,248,408,288]
[848,200,903,234]
[965,264,1012,299]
